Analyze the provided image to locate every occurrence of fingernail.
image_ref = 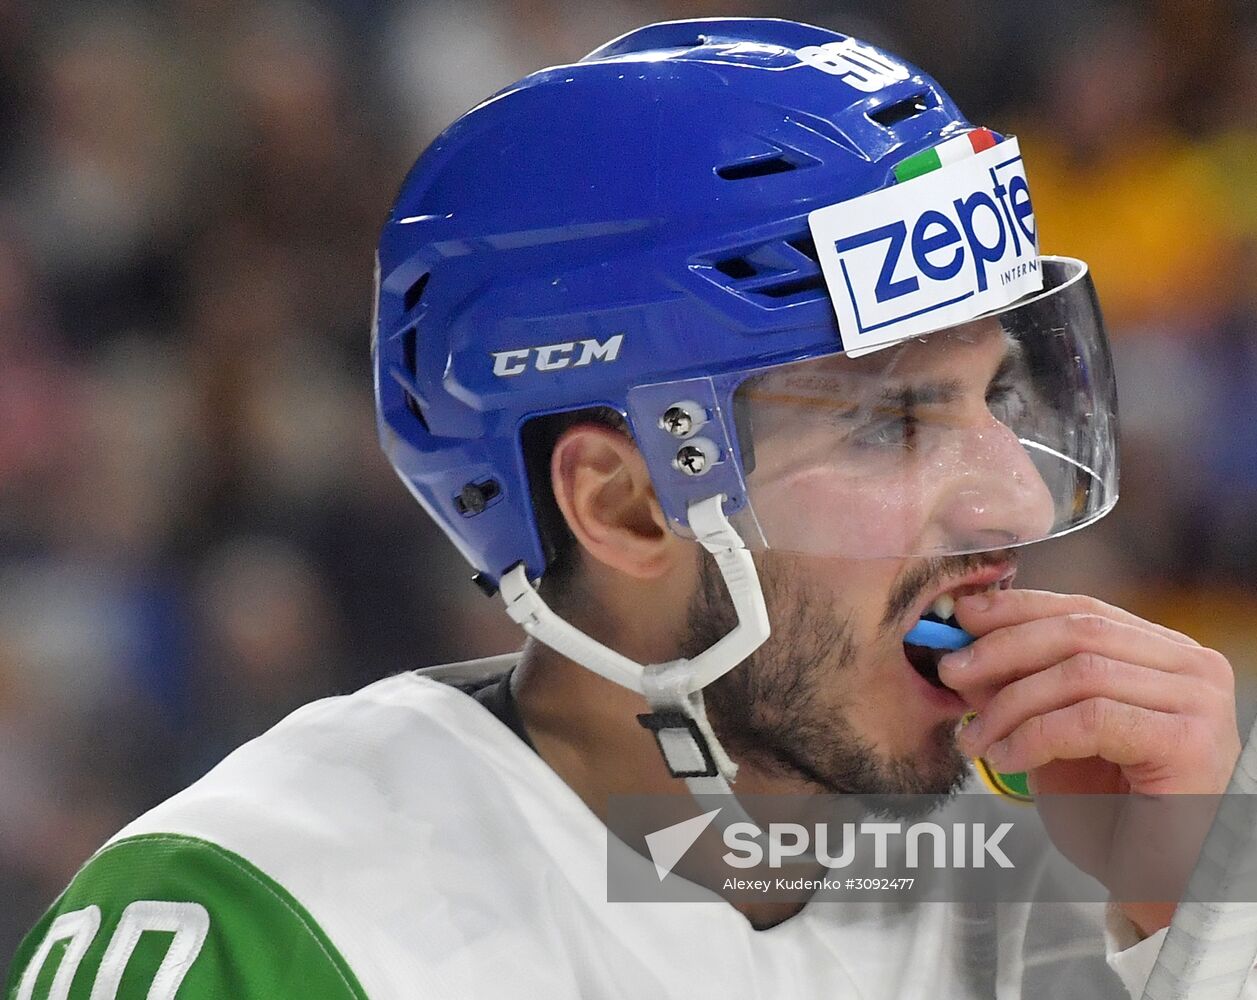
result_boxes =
[940,646,972,670]
[985,740,1009,767]
[959,592,991,612]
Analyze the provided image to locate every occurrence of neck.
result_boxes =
[511,630,822,929]
[512,635,680,812]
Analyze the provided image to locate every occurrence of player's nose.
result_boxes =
[932,418,1057,552]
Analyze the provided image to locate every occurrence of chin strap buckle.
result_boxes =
[635,710,719,779]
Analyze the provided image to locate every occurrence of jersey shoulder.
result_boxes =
[9,662,576,1000]
[6,832,365,1000]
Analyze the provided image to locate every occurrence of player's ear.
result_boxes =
[550,423,678,580]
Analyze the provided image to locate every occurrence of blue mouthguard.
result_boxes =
[904,618,976,651]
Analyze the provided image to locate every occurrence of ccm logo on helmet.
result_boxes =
[491,334,624,377]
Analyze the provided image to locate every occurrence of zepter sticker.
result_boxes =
[809,133,1041,359]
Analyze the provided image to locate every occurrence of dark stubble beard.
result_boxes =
[681,549,991,808]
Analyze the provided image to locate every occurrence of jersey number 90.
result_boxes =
[15,901,209,1000]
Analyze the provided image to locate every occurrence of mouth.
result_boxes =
[902,567,1016,692]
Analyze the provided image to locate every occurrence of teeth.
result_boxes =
[930,582,1003,622]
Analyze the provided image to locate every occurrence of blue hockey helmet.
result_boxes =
[373,18,1117,589]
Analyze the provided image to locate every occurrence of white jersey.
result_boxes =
[9,658,1236,999]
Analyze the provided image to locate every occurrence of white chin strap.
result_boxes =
[499,494,769,825]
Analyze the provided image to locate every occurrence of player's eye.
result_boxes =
[986,380,1028,425]
[848,410,917,450]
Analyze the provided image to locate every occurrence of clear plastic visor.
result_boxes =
[731,257,1118,559]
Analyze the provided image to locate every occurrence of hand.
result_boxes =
[939,589,1242,935]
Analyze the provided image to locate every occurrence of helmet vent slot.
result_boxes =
[403,272,430,313]
[404,392,429,428]
[867,92,934,128]
[716,155,798,181]
[786,235,818,261]
[402,326,418,378]
[400,326,429,430]
[714,256,757,279]
[757,275,826,299]
[699,234,827,306]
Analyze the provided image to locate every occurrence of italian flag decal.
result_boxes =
[893,127,998,183]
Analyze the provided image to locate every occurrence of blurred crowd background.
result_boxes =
[4,0,1257,961]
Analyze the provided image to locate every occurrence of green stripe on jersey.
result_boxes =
[7,834,367,1000]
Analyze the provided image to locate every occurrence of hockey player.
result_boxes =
[8,18,1250,1000]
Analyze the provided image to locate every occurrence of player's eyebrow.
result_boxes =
[876,337,1025,409]
[876,379,962,408]
[742,336,1025,419]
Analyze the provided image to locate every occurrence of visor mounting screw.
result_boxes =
[675,444,708,476]
[660,400,707,439]
[662,406,693,437]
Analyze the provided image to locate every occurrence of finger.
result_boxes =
[957,654,1205,758]
[938,612,1215,695]
[981,698,1185,774]
[954,589,1198,647]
